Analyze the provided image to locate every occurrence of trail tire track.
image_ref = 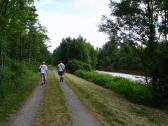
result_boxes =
[7,84,45,126]
[55,73,99,126]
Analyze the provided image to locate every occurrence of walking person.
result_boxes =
[57,61,66,82]
[39,61,48,85]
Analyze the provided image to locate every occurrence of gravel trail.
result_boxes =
[7,84,45,126]
[55,73,99,126]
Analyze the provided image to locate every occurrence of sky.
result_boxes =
[35,0,110,52]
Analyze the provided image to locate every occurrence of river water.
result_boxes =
[96,70,147,84]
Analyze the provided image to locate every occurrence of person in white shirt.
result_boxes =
[39,61,48,85]
[57,61,65,82]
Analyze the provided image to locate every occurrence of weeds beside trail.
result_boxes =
[33,69,72,126]
[65,73,168,126]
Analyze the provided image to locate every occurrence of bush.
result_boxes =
[0,60,30,99]
[0,59,38,125]
[0,66,13,99]
[75,70,154,105]
[66,59,92,73]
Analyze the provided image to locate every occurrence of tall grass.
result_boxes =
[75,70,154,105]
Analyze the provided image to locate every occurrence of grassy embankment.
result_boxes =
[75,70,153,105]
[65,73,168,126]
[0,69,39,126]
[33,69,72,126]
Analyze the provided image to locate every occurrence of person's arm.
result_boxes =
[57,64,59,71]
[64,65,66,73]
[46,65,48,74]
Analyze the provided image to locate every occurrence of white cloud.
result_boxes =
[35,0,110,52]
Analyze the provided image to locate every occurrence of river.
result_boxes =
[96,70,147,83]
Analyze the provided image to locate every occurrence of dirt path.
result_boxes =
[7,84,45,126]
[7,71,99,126]
[55,73,99,126]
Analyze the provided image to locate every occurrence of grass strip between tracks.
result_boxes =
[33,69,72,126]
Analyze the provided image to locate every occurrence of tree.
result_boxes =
[99,0,168,103]
[0,0,50,64]
[52,36,98,69]
[98,40,140,72]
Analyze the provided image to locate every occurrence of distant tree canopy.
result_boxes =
[98,40,140,72]
[52,36,98,69]
[99,0,168,103]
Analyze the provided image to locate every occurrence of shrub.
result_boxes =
[66,59,92,73]
[0,59,38,125]
[0,65,13,99]
[0,60,36,99]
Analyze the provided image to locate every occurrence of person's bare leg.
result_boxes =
[44,76,46,84]
[41,76,43,85]
[62,75,64,82]
[60,75,62,82]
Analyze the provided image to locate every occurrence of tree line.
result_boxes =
[52,36,98,73]
[98,40,140,74]
[0,0,50,99]
[0,0,51,65]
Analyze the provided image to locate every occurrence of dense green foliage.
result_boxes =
[0,0,51,63]
[0,62,39,125]
[99,0,168,103]
[75,70,153,105]
[52,36,98,69]
[0,0,50,123]
[98,40,140,73]
[0,0,50,94]
[66,59,91,73]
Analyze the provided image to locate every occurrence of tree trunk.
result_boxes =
[0,48,4,69]
[28,28,32,64]
[0,0,5,16]
[147,0,155,44]
[0,0,9,16]
[28,43,31,64]
[164,10,168,43]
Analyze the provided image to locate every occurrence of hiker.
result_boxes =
[39,61,48,85]
[57,61,66,82]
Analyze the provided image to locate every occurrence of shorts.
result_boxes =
[41,73,47,77]
[58,71,64,76]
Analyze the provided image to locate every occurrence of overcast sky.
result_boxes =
[35,0,110,52]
